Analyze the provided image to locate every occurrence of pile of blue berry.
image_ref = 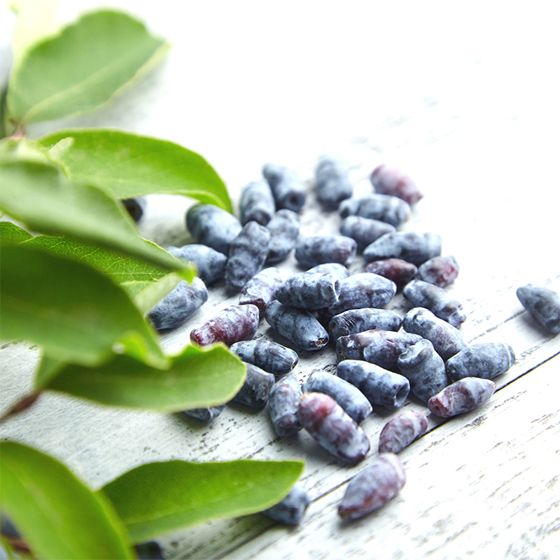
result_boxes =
[144,160,560,525]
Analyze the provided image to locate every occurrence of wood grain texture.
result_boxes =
[1,2,560,559]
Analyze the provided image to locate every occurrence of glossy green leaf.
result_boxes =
[40,344,246,411]
[0,441,133,560]
[6,10,167,126]
[0,87,7,138]
[0,157,190,277]
[40,129,232,211]
[0,243,166,368]
[22,234,188,310]
[103,459,304,541]
[0,221,32,243]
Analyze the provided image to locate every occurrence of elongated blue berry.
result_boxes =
[266,210,300,264]
[262,485,310,525]
[403,280,465,328]
[446,343,515,381]
[328,273,396,315]
[364,232,441,265]
[186,204,242,255]
[397,339,447,403]
[148,279,208,332]
[329,308,402,339]
[365,258,417,289]
[239,180,275,225]
[276,271,341,310]
[265,301,329,352]
[191,304,260,346]
[338,453,405,520]
[315,158,353,209]
[232,363,275,409]
[306,262,350,279]
[340,216,396,251]
[268,374,302,436]
[305,371,372,423]
[417,256,459,288]
[428,377,495,418]
[337,360,410,409]
[168,244,226,285]
[295,235,357,268]
[336,329,421,363]
[403,307,466,360]
[340,194,411,227]
[226,222,271,291]
[378,410,428,454]
[370,165,423,205]
[231,339,298,375]
[517,284,560,334]
[182,406,225,422]
[239,267,284,317]
[263,164,306,212]
[298,392,370,464]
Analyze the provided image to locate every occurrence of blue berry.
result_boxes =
[337,360,410,409]
[328,272,396,315]
[338,454,406,520]
[295,235,357,268]
[403,280,466,328]
[339,194,411,227]
[239,267,284,317]
[516,284,560,334]
[340,216,396,251]
[168,244,226,285]
[262,485,310,525]
[226,222,271,291]
[417,255,459,288]
[191,304,260,346]
[336,329,421,364]
[275,270,341,310]
[314,158,353,209]
[239,180,276,225]
[182,406,225,422]
[370,165,423,205]
[403,307,465,360]
[232,363,275,409]
[428,377,495,418]
[397,339,448,403]
[306,262,350,279]
[265,210,300,264]
[329,308,402,339]
[268,374,302,436]
[365,258,417,289]
[230,339,298,375]
[378,410,428,454]
[298,392,370,464]
[446,343,515,381]
[305,371,372,423]
[265,301,329,352]
[148,279,208,332]
[263,164,307,212]
[364,232,441,265]
[186,204,242,255]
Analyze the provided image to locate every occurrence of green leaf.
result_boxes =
[10,0,59,66]
[0,86,7,138]
[21,234,189,310]
[0,157,190,278]
[40,129,232,211]
[0,243,166,368]
[0,221,32,243]
[0,441,133,560]
[6,9,167,126]
[102,459,304,541]
[39,344,246,411]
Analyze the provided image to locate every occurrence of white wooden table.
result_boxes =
[1,2,560,558]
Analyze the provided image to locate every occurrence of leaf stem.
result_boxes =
[0,391,41,423]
